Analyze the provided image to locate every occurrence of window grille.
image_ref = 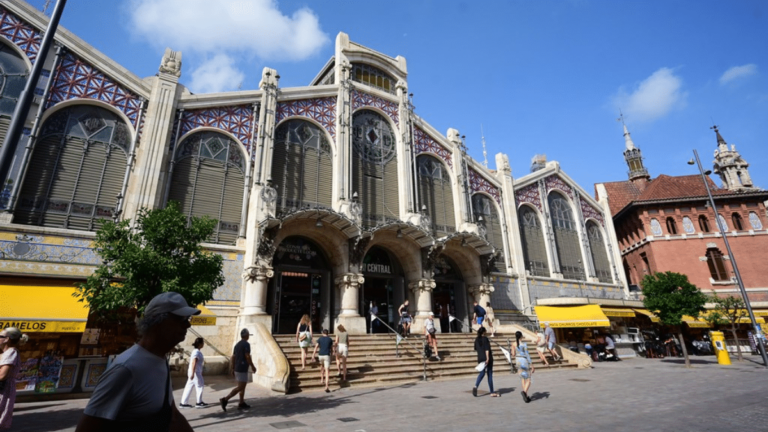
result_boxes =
[351,63,396,94]
[518,205,549,277]
[272,120,332,214]
[547,193,584,280]
[706,248,729,281]
[666,217,677,235]
[472,194,505,272]
[417,155,455,237]
[587,221,611,283]
[731,213,744,231]
[15,105,130,231]
[167,131,246,245]
[698,215,710,232]
[352,110,399,228]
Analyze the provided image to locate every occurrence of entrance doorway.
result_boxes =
[433,255,467,332]
[269,236,332,334]
[360,246,404,333]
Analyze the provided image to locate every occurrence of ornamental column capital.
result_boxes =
[409,278,436,293]
[335,273,365,288]
[469,283,495,296]
[242,264,274,282]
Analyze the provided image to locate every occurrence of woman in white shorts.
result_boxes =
[334,324,349,380]
[535,330,549,365]
[295,314,313,370]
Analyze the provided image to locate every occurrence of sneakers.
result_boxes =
[434,355,441,361]
[472,387,478,397]
[179,403,193,409]
[219,397,228,412]
[195,402,209,408]
[521,391,528,403]
[237,402,250,410]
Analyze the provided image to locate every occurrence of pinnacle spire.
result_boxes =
[711,125,727,147]
[623,124,636,151]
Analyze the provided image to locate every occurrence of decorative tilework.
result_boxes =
[351,89,399,125]
[0,234,101,266]
[47,53,143,128]
[0,6,41,63]
[544,175,574,201]
[515,183,541,211]
[414,126,452,167]
[177,105,255,155]
[468,167,501,205]
[212,252,243,302]
[580,197,604,226]
[276,97,336,139]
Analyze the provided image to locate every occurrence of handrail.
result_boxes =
[371,313,428,380]
[188,327,231,361]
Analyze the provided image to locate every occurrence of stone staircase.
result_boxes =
[273,332,579,393]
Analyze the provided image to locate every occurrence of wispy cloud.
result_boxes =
[189,54,245,94]
[126,0,329,92]
[612,67,687,123]
[720,64,758,84]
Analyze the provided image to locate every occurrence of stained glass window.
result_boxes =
[351,63,395,94]
[650,219,663,236]
[352,110,396,165]
[548,193,584,280]
[0,42,28,117]
[717,214,728,231]
[682,216,695,234]
[749,212,763,230]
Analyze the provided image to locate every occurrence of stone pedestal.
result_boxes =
[409,278,435,334]
[241,264,273,316]
[334,315,367,335]
[334,273,366,334]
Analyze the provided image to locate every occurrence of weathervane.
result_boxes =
[617,109,625,125]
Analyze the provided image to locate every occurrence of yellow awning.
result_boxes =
[701,310,765,324]
[752,310,768,317]
[536,305,610,328]
[1,281,89,332]
[190,305,216,326]
[601,307,636,318]
[634,308,661,323]
[682,315,711,328]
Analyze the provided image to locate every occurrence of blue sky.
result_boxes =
[30,0,768,193]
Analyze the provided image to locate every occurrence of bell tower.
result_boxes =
[622,123,650,189]
[712,126,755,191]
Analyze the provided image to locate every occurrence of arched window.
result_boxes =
[548,193,584,280]
[682,216,695,234]
[351,63,396,94]
[587,221,612,283]
[698,215,710,232]
[15,105,131,231]
[650,218,662,236]
[417,154,455,237]
[473,194,505,272]
[0,42,28,143]
[749,212,763,230]
[519,206,548,277]
[351,110,399,228]
[731,213,744,231]
[666,217,677,235]
[717,214,728,231]
[272,119,332,213]
[167,131,245,245]
[706,248,728,281]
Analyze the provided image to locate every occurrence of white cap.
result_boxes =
[429,312,434,316]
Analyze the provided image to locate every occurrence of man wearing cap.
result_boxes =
[219,328,256,411]
[76,292,199,432]
[424,311,440,360]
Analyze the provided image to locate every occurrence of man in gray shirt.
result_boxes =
[544,322,561,361]
[76,292,200,432]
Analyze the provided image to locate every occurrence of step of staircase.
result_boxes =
[273,332,579,393]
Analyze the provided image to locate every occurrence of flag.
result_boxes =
[449,315,457,323]
[371,313,379,323]
[499,347,512,364]
[396,334,403,345]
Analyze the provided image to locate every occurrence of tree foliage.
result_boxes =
[75,202,224,318]
[641,272,707,326]
[705,294,748,361]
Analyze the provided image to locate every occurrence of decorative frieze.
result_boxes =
[276,96,337,138]
[414,126,452,167]
[515,183,542,212]
[0,6,41,63]
[174,105,255,153]
[468,167,501,205]
[351,89,399,125]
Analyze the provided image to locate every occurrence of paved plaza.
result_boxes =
[11,356,768,432]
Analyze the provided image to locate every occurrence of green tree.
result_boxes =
[641,271,707,368]
[704,295,748,362]
[75,201,224,319]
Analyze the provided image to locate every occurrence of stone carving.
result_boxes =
[159,48,182,77]
[348,235,371,272]
[256,226,278,262]
[335,273,365,291]
[408,279,436,293]
[421,242,445,278]
[500,155,511,174]
[241,264,274,283]
[480,251,501,280]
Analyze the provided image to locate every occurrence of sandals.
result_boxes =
[490,393,500,397]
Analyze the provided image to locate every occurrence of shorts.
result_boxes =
[536,346,546,353]
[337,343,348,358]
[548,341,556,350]
[476,317,484,325]
[234,371,249,383]
[318,355,331,368]
[401,317,412,324]
[520,369,531,380]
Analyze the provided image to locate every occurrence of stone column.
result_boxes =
[238,263,274,330]
[409,278,436,334]
[469,283,495,312]
[336,273,367,334]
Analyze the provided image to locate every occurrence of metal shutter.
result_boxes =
[42,136,84,228]
[303,146,320,208]
[487,208,505,272]
[167,158,196,216]
[0,115,10,145]
[587,223,612,283]
[383,158,399,223]
[317,148,333,209]
[218,167,244,245]
[14,134,61,225]
[519,207,549,276]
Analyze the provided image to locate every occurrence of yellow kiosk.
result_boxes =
[710,331,731,365]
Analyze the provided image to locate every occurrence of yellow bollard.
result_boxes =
[710,331,731,366]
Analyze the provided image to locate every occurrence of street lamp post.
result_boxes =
[689,149,768,367]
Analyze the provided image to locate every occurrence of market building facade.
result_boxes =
[0,0,627,393]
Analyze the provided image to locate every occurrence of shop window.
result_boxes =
[698,215,710,232]
[706,248,729,281]
[666,217,678,235]
[548,192,584,280]
[417,154,455,236]
[166,131,246,245]
[731,213,744,231]
[519,205,549,277]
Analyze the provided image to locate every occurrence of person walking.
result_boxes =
[398,300,412,337]
[311,329,334,393]
[180,337,207,409]
[334,324,349,381]
[369,302,379,334]
[485,302,496,337]
[295,314,313,370]
[472,327,499,398]
[76,292,198,432]
[0,327,27,430]
[472,301,487,330]
[220,328,256,412]
[543,322,561,361]
[514,331,535,403]
[424,312,441,360]
[535,330,549,366]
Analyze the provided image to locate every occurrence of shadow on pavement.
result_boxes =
[13,403,66,413]
[660,358,717,365]
[528,391,550,402]
[496,387,516,395]
[190,395,349,429]
[13,407,83,432]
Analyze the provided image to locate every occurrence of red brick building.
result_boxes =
[596,126,768,302]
